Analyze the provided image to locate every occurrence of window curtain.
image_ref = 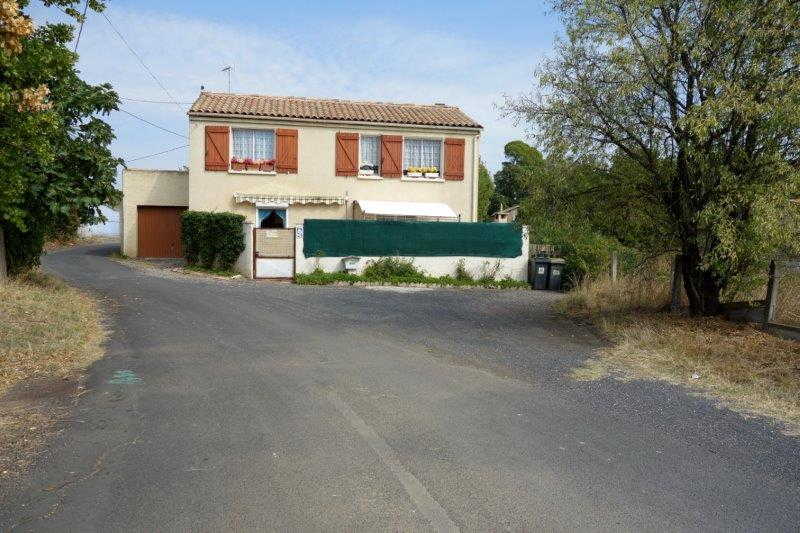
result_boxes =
[232,129,275,159]
[360,135,379,167]
[403,138,441,169]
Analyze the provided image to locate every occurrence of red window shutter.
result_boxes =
[444,138,465,180]
[380,135,403,178]
[276,129,298,173]
[205,126,229,171]
[335,132,359,176]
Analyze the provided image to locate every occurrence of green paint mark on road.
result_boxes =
[109,370,142,384]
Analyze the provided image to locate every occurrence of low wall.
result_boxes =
[295,224,529,281]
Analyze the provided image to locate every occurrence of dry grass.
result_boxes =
[0,271,106,476]
[44,234,115,251]
[562,270,800,434]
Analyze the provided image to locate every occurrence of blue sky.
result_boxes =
[29,1,560,232]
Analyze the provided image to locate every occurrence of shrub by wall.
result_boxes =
[213,213,246,270]
[181,211,206,266]
[181,211,245,271]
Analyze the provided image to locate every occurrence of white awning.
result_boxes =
[234,193,346,205]
[356,200,458,218]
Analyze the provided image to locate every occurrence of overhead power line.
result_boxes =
[121,96,193,105]
[101,11,184,112]
[125,144,188,162]
[73,0,89,52]
[118,108,187,138]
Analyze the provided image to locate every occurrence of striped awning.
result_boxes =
[234,193,346,205]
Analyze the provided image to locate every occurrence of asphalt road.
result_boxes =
[2,244,799,531]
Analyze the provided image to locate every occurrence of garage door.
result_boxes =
[137,206,187,258]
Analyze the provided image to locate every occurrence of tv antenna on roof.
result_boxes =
[221,65,232,93]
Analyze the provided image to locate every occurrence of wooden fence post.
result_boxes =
[763,259,778,325]
[0,226,6,282]
[670,255,683,312]
[611,251,618,282]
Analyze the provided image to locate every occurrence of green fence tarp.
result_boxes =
[303,219,522,258]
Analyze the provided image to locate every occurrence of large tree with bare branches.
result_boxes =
[506,0,800,315]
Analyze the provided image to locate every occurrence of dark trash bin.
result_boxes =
[548,257,566,291]
[530,254,551,290]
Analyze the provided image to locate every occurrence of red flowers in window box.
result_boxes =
[230,157,276,172]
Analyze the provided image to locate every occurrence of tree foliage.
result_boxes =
[477,160,495,221]
[1,0,120,274]
[506,0,800,315]
[492,140,546,210]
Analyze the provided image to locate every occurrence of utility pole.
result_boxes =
[221,65,232,93]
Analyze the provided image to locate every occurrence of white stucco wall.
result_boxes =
[187,116,480,226]
[120,169,189,257]
[234,221,254,279]
[294,225,530,281]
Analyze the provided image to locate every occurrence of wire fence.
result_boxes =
[765,260,800,330]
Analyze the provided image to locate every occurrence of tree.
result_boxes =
[0,0,119,276]
[506,0,800,315]
[516,153,631,281]
[492,140,546,210]
[477,160,495,221]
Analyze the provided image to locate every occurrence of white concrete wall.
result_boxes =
[294,225,529,281]
[234,221,254,279]
[187,117,480,226]
[120,169,189,257]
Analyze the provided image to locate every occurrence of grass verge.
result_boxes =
[294,269,530,289]
[562,272,800,434]
[0,271,106,477]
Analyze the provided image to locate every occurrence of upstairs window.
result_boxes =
[403,138,441,176]
[232,128,275,161]
[360,135,380,174]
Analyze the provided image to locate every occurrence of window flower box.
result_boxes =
[405,166,439,178]
[231,157,276,173]
[259,159,276,172]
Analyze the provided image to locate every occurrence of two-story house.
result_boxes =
[121,92,482,258]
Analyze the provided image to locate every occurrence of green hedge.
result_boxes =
[181,211,245,270]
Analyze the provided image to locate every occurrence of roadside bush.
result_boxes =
[210,213,246,270]
[1,220,46,276]
[362,257,425,281]
[181,211,245,270]
[181,211,206,266]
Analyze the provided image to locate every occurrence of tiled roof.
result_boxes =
[189,92,482,129]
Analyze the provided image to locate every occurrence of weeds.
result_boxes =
[294,261,528,289]
[185,265,239,278]
[362,257,423,281]
[454,259,473,282]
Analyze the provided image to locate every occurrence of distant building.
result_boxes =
[492,205,519,223]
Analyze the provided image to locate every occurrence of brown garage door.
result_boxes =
[137,206,187,258]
